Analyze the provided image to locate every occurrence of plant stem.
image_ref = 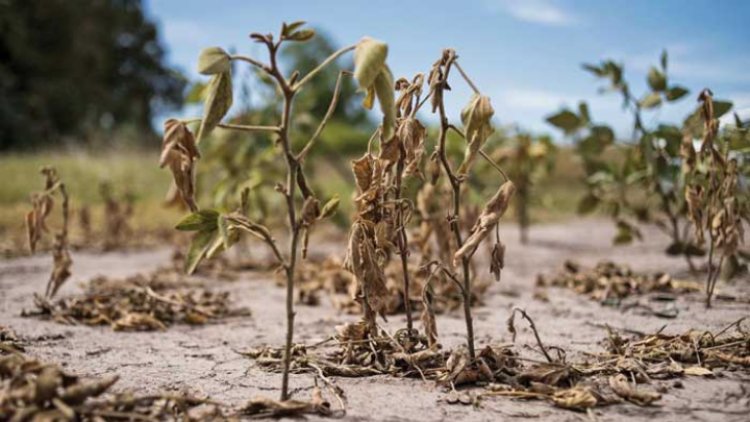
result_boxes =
[394,146,413,333]
[293,45,356,91]
[434,56,476,360]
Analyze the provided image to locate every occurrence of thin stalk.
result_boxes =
[434,57,476,360]
[293,45,356,90]
[394,145,413,333]
[297,71,350,161]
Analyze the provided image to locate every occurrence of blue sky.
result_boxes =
[145,0,750,138]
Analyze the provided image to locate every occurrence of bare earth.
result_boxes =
[1,219,749,421]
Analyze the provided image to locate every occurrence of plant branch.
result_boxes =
[231,54,269,72]
[453,61,480,95]
[298,71,351,161]
[293,44,356,91]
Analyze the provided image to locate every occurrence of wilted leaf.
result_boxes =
[374,66,396,141]
[608,374,661,405]
[161,119,200,212]
[353,37,388,90]
[458,95,494,175]
[552,386,597,410]
[197,70,233,142]
[454,181,515,265]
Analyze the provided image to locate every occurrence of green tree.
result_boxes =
[0,0,185,150]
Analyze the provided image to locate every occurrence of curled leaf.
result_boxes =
[374,66,396,141]
[458,95,494,175]
[454,181,515,266]
[161,119,200,212]
[353,37,388,90]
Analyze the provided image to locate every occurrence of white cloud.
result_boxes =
[486,0,578,26]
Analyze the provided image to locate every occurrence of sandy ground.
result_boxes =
[1,219,749,421]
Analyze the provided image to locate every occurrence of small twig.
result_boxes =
[453,61,480,95]
[231,54,269,72]
[509,308,553,363]
[293,45,356,90]
[298,71,351,161]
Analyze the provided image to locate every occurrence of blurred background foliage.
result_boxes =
[0,0,185,150]
[0,0,598,250]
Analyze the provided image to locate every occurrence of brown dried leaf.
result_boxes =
[552,386,598,411]
[161,119,200,212]
[454,181,515,266]
[608,374,661,406]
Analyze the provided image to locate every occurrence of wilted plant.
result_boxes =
[494,132,556,243]
[25,167,72,299]
[159,22,386,401]
[426,49,515,360]
[684,90,746,307]
[100,182,135,250]
[546,51,737,271]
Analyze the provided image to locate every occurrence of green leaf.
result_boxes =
[287,29,315,42]
[713,100,733,118]
[218,214,230,249]
[197,47,231,75]
[185,229,218,274]
[319,196,340,219]
[197,71,233,142]
[577,194,599,215]
[185,82,207,104]
[546,109,583,134]
[653,124,682,155]
[660,50,668,71]
[578,102,590,125]
[353,37,388,90]
[582,63,604,77]
[640,92,662,109]
[591,125,615,145]
[647,67,667,92]
[175,210,220,231]
[282,21,306,37]
[665,85,688,102]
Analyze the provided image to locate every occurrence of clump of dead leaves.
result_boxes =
[0,344,228,421]
[242,321,444,380]
[292,256,492,315]
[24,269,249,331]
[537,260,702,305]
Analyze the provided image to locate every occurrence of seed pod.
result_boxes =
[374,66,396,141]
[454,181,515,266]
[197,47,231,75]
[490,241,506,282]
[353,37,388,90]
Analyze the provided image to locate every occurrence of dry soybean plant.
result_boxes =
[159,22,390,402]
[425,49,515,360]
[494,132,556,243]
[25,167,72,299]
[684,90,746,307]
